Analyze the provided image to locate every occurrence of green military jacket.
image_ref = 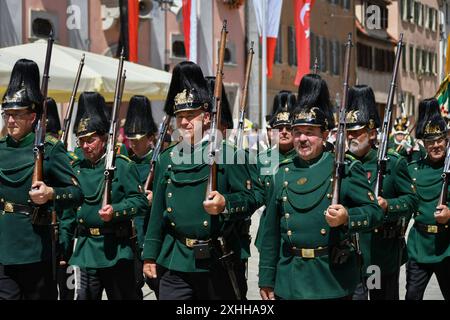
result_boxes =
[353,148,417,276]
[0,133,83,265]
[142,140,260,273]
[255,147,297,251]
[258,151,384,299]
[129,149,153,251]
[68,154,149,269]
[407,158,450,264]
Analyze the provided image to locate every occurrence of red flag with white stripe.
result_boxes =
[294,0,314,85]
[182,0,197,62]
[253,0,283,78]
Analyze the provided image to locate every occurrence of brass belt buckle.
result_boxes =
[427,225,438,234]
[301,248,315,258]
[185,238,197,248]
[89,228,100,236]
[4,202,14,213]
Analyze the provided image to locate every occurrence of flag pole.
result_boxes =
[261,0,267,129]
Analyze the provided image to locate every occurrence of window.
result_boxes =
[435,52,438,74]
[424,5,429,29]
[357,43,372,70]
[331,40,340,75]
[418,3,424,27]
[374,48,394,72]
[428,7,434,30]
[422,50,427,73]
[275,26,282,64]
[400,0,404,20]
[171,34,186,58]
[407,0,414,22]
[416,47,421,73]
[432,9,437,32]
[288,26,297,66]
[414,1,420,25]
[310,32,316,71]
[319,36,327,72]
[409,45,414,72]
[29,10,58,40]
[342,0,350,10]
[402,42,407,71]
[222,41,236,65]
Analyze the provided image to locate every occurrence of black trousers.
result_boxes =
[159,259,248,300]
[76,259,140,300]
[0,261,57,300]
[406,258,450,300]
[353,270,400,300]
[57,264,75,300]
[135,258,163,299]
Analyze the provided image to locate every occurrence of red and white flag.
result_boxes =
[182,0,197,62]
[294,0,314,85]
[253,0,283,78]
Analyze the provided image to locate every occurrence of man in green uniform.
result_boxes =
[406,98,450,300]
[255,90,297,252]
[388,116,426,162]
[0,59,83,300]
[66,92,149,300]
[142,61,260,300]
[345,85,417,300]
[258,77,384,300]
[123,95,159,298]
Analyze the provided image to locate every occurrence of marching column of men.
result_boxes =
[1,56,450,300]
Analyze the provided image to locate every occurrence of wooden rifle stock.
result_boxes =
[32,33,54,186]
[102,52,126,207]
[144,115,172,191]
[235,42,254,150]
[61,54,85,149]
[331,34,352,206]
[375,34,404,198]
[205,20,228,199]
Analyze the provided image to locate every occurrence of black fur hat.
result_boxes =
[163,61,210,116]
[269,90,296,128]
[296,74,334,130]
[204,76,233,129]
[75,92,109,138]
[346,85,381,131]
[1,59,43,113]
[124,95,158,139]
[46,97,61,135]
[416,98,447,140]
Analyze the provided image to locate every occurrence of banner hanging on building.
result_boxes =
[253,0,283,78]
[294,0,314,85]
[182,0,197,62]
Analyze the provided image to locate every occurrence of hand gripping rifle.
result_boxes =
[205,20,228,199]
[102,52,126,207]
[374,34,404,199]
[235,42,254,150]
[60,54,85,149]
[144,115,172,191]
[31,33,57,278]
[330,34,358,265]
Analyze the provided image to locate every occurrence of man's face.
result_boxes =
[78,133,107,163]
[424,136,447,163]
[128,134,154,158]
[394,133,405,143]
[273,125,293,152]
[2,109,36,140]
[175,109,209,144]
[293,125,328,161]
[347,127,375,157]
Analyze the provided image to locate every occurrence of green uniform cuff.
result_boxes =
[258,266,276,288]
[385,198,410,222]
[53,186,83,211]
[347,207,373,232]
[142,238,162,261]
[111,204,138,222]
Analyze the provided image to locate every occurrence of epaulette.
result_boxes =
[117,154,132,162]
[45,135,59,145]
[0,136,6,143]
[67,151,79,161]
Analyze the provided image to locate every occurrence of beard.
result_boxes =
[348,136,370,157]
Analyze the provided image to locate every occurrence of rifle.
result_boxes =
[205,20,228,199]
[30,34,56,279]
[144,115,172,191]
[374,34,404,199]
[61,54,85,149]
[438,141,450,207]
[235,42,254,150]
[102,52,126,207]
[331,33,352,207]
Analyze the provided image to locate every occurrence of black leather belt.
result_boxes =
[414,222,449,234]
[0,200,36,215]
[169,231,214,249]
[289,246,329,259]
[76,222,132,238]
